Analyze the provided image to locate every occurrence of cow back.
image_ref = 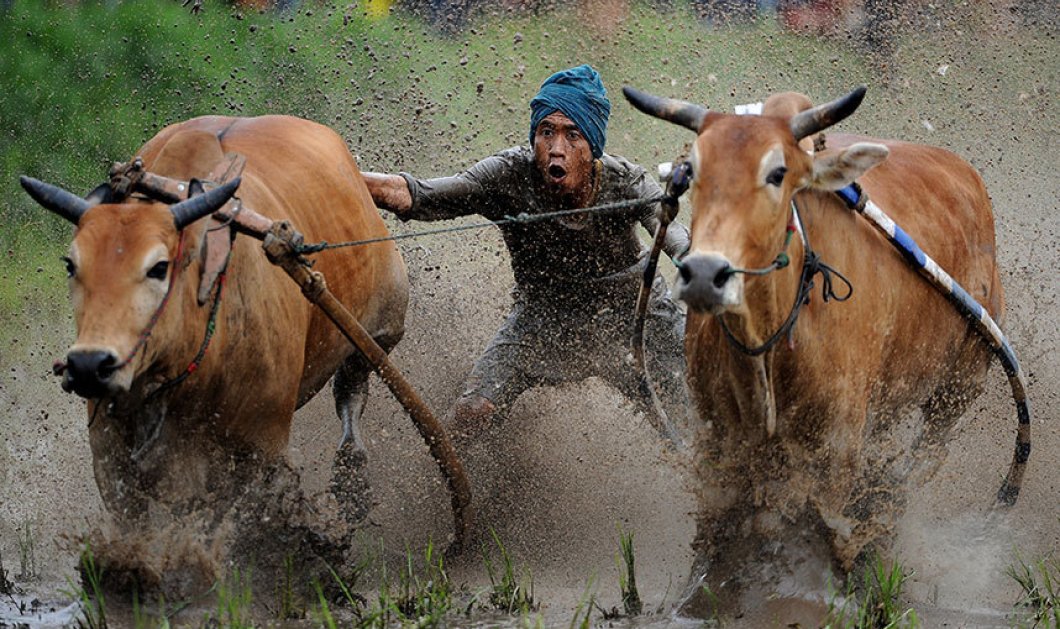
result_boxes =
[134,115,408,453]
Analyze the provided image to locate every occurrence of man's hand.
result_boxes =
[362,172,412,215]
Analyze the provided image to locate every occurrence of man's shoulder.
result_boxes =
[490,145,534,165]
[599,152,659,197]
[599,152,649,180]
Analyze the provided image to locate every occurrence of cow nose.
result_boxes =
[676,253,737,312]
[64,349,119,397]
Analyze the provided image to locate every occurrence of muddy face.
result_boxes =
[532,111,595,206]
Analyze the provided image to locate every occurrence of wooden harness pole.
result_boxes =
[218,209,473,550]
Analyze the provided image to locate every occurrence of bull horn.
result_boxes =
[789,86,867,141]
[170,177,241,230]
[622,86,709,132]
[20,176,92,225]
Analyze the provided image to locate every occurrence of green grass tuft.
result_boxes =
[823,552,919,629]
[16,520,38,581]
[214,567,255,629]
[62,542,108,629]
[1007,551,1059,629]
[393,539,453,623]
[615,524,643,617]
[481,528,537,615]
[569,577,597,629]
[273,554,305,621]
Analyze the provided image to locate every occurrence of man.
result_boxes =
[364,65,689,446]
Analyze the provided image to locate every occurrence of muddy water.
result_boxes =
[3,7,1059,629]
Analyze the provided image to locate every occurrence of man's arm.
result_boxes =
[362,150,520,223]
[363,172,413,216]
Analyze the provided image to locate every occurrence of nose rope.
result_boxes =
[724,210,799,279]
[716,198,853,357]
[113,231,187,371]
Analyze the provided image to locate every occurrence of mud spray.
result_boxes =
[1,2,1057,628]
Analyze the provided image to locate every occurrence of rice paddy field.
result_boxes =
[0,1,1056,626]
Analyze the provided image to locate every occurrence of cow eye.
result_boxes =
[146,260,169,281]
[766,166,787,187]
[62,256,76,278]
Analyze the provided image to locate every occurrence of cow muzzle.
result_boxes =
[675,253,743,314]
[63,347,125,398]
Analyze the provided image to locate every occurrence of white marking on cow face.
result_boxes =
[758,145,787,205]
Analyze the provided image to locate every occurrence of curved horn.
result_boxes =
[789,86,867,141]
[623,86,709,132]
[170,177,241,230]
[20,176,92,225]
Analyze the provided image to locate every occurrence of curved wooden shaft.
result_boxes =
[631,216,673,374]
[850,194,1031,506]
[262,221,472,547]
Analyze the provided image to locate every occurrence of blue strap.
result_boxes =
[836,184,861,209]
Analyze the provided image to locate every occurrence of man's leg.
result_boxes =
[595,277,689,448]
[445,305,542,447]
[644,277,690,411]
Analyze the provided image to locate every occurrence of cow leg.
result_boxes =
[334,355,370,454]
[911,358,987,483]
[810,402,874,570]
[332,328,404,453]
[89,410,150,527]
[330,347,385,528]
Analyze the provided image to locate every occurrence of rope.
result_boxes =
[717,200,853,357]
[294,194,666,254]
[112,231,188,371]
[146,246,232,400]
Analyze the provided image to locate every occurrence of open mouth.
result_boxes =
[547,164,567,182]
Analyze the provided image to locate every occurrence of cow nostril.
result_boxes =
[96,353,118,379]
[713,265,733,288]
[67,350,119,382]
[678,262,692,282]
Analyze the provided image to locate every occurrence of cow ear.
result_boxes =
[810,142,888,191]
[188,179,206,198]
[84,183,116,205]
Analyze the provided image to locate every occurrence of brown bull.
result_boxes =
[624,86,1016,577]
[21,115,409,517]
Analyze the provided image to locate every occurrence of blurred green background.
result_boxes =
[0,0,1053,322]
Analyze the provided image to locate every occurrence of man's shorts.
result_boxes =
[461,276,686,416]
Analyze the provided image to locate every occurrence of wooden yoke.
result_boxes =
[109,154,248,304]
[258,220,473,550]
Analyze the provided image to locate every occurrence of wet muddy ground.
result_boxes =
[2,5,1058,628]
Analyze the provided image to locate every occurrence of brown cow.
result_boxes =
[624,86,1017,603]
[21,115,409,521]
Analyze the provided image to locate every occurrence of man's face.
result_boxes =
[533,111,595,200]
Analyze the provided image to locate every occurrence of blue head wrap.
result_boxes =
[529,64,611,159]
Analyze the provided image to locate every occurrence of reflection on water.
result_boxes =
[0,588,81,629]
